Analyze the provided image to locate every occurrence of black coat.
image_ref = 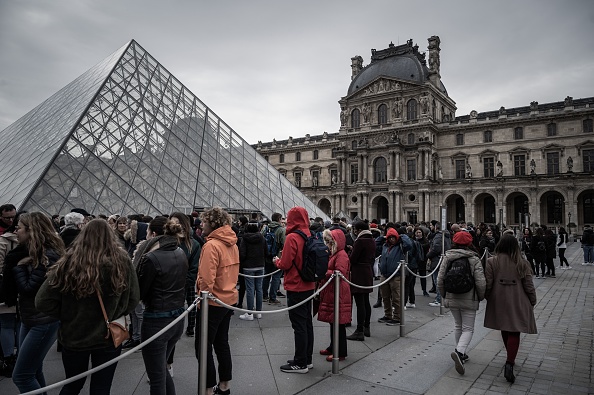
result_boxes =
[348,232,375,294]
[239,232,266,270]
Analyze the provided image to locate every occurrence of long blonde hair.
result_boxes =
[19,212,65,267]
[48,219,131,299]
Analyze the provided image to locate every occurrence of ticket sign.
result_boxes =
[440,206,446,230]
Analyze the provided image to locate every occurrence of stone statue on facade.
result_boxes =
[499,106,506,116]
[331,174,337,185]
[567,156,573,172]
[420,95,429,114]
[340,108,347,126]
[530,159,536,175]
[312,175,318,187]
[466,163,472,178]
[496,160,503,176]
[437,165,443,180]
[392,98,403,119]
[564,96,573,106]
[363,103,371,124]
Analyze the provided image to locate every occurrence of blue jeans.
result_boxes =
[59,345,121,395]
[142,316,184,395]
[130,302,145,342]
[432,271,441,303]
[13,321,59,394]
[584,245,594,264]
[0,313,17,357]
[263,269,281,301]
[243,268,264,311]
[287,290,314,366]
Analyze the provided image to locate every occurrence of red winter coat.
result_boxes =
[318,229,352,324]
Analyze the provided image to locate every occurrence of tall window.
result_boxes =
[455,133,464,146]
[514,155,526,176]
[311,170,319,187]
[584,119,593,133]
[484,130,493,143]
[514,127,524,140]
[407,159,416,181]
[547,123,557,136]
[407,133,415,145]
[312,150,318,160]
[484,157,495,177]
[295,151,301,161]
[546,194,563,223]
[331,147,337,158]
[279,153,284,163]
[547,152,560,174]
[432,100,436,120]
[294,172,302,188]
[351,140,358,150]
[407,99,418,120]
[330,169,338,184]
[584,192,594,223]
[350,163,358,184]
[351,109,360,128]
[374,157,387,183]
[583,149,594,172]
[378,104,388,124]
[455,159,465,179]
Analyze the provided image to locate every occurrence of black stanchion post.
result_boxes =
[400,258,406,337]
[198,291,209,395]
[332,271,340,374]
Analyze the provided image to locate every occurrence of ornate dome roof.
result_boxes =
[347,41,447,96]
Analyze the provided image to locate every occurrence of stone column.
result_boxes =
[343,158,348,184]
[395,193,402,222]
[425,151,431,179]
[363,154,368,183]
[395,152,401,179]
[337,157,343,183]
[363,193,369,219]
[387,150,394,180]
[389,191,395,222]
[425,192,431,222]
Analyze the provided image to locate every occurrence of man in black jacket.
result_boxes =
[581,225,594,265]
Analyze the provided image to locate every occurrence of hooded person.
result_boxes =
[274,207,315,373]
[317,229,351,361]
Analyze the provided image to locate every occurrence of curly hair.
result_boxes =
[48,219,131,299]
[18,212,65,268]
[199,207,232,230]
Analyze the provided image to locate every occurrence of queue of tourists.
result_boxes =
[0,202,590,393]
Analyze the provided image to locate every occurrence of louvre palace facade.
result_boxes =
[255,36,594,232]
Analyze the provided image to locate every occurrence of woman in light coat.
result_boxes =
[484,234,537,384]
[437,230,485,376]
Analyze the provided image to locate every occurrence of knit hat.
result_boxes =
[452,231,473,246]
[386,227,400,242]
[370,223,378,228]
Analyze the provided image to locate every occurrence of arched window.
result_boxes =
[484,130,493,143]
[378,104,388,124]
[352,140,358,150]
[351,109,360,128]
[407,133,415,145]
[407,99,418,120]
[374,157,387,183]
[279,153,284,163]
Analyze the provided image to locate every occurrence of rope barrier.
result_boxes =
[210,274,336,314]
[238,268,281,278]
[339,261,403,289]
[22,296,203,395]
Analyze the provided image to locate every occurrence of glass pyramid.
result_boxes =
[0,40,326,219]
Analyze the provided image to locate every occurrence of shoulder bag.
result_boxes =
[97,290,130,348]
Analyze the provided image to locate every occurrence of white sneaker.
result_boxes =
[429,301,441,307]
[239,313,254,321]
[406,303,416,308]
[566,266,572,269]
[404,305,407,310]
[167,364,173,378]
[582,262,588,266]
[256,313,262,319]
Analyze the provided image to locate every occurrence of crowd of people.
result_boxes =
[0,201,591,393]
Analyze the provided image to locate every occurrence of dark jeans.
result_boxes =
[287,290,314,366]
[185,282,197,330]
[262,262,281,301]
[404,268,417,304]
[325,323,347,358]
[194,306,233,389]
[545,257,555,276]
[558,248,569,266]
[13,321,59,394]
[418,268,427,292]
[142,316,184,395]
[534,257,546,276]
[60,345,121,395]
[237,275,245,308]
[352,293,371,331]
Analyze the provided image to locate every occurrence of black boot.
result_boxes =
[363,326,371,337]
[346,330,364,341]
[373,298,382,308]
[504,362,515,383]
[0,355,15,378]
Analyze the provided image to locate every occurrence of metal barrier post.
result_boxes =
[400,258,406,337]
[483,247,489,268]
[332,270,340,374]
[198,291,209,395]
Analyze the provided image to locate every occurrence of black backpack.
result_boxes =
[294,230,330,282]
[443,257,474,294]
[537,241,546,251]
[264,227,279,257]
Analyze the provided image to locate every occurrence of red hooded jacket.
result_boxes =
[275,207,315,292]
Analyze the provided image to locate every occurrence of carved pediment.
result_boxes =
[478,149,498,163]
[540,143,565,157]
[350,78,419,100]
[508,146,531,160]
[292,166,304,174]
[450,151,469,164]
[576,140,594,155]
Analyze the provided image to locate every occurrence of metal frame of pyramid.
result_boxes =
[0,40,327,219]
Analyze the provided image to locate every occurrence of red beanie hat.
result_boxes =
[386,227,400,242]
[453,231,473,246]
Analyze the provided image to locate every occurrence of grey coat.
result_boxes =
[437,249,486,310]
[483,254,537,334]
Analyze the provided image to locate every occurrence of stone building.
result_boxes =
[255,36,594,231]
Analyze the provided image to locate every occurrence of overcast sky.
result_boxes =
[1,1,593,145]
